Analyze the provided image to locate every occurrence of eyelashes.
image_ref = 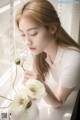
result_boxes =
[30,32,38,36]
[20,34,25,37]
[20,32,38,38]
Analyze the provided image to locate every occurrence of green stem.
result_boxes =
[21,64,25,71]
[12,65,17,94]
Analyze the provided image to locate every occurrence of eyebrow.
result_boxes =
[27,27,38,31]
[19,27,38,32]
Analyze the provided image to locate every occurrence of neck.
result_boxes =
[44,40,58,64]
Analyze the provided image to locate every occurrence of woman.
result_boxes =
[15,0,80,110]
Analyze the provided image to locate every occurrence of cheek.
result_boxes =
[35,32,50,48]
[39,40,49,50]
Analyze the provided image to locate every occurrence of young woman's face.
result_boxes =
[19,16,52,55]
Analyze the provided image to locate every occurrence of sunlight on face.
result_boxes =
[19,16,52,55]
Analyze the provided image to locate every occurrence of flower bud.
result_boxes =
[15,58,21,65]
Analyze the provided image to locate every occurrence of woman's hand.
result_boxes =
[22,70,39,85]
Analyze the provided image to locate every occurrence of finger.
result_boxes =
[24,74,33,79]
[24,70,34,75]
[25,74,38,80]
[24,73,33,78]
[24,72,34,76]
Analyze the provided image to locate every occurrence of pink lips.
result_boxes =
[29,48,36,51]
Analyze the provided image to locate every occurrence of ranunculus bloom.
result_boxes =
[11,91,31,112]
[26,79,46,99]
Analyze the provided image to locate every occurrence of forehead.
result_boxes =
[19,16,41,30]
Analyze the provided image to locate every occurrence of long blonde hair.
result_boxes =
[15,0,80,81]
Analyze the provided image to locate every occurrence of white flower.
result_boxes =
[26,79,46,99]
[11,91,31,112]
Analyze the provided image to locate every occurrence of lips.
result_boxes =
[29,48,36,51]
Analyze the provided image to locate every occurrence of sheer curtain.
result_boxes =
[0,0,33,115]
[0,0,24,114]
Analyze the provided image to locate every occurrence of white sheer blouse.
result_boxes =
[37,46,80,120]
[45,46,80,90]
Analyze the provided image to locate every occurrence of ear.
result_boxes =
[49,25,57,34]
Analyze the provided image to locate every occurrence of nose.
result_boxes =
[26,41,32,46]
[25,36,32,45]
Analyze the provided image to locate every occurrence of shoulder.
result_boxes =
[59,47,80,88]
[62,47,80,66]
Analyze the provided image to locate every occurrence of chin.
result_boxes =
[31,50,43,55]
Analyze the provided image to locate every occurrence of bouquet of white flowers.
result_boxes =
[0,58,46,120]
[10,78,46,120]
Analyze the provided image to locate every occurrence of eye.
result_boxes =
[30,32,38,36]
[20,34,25,37]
